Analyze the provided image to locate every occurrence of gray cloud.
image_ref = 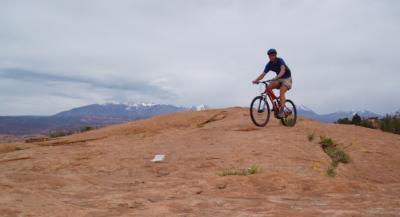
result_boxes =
[0,68,174,96]
[0,0,399,115]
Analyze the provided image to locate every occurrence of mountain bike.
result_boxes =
[250,80,297,127]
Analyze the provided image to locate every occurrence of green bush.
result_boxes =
[319,136,350,177]
[336,113,400,135]
[380,114,400,134]
[324,146,350,165]
[284,117,296,127]
[319,136,334,148]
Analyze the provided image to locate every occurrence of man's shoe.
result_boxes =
[277,109,285,118]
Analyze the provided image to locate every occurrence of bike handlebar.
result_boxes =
[254,80,273,85]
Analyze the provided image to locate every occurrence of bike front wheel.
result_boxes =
[250,96,271,127]
[280,99,297,127]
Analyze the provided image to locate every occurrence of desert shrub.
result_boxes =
[25,137,49,143]
[80,126,94,132]
[48,130,73,138]
[247,165,263,175]
[307,131,315,142]
[319,136,335,148]
[324,145,350,165]
[359,119,376,129]
[284,117,296,127]
[198,113,226,127]
[219,165,262,176]
[319,136,350,177]
[326,165,336,177]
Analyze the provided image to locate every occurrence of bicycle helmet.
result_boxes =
[267,48,277,55]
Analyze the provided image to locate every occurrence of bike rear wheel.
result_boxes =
[280,99,297,127]
[250,96,271,127]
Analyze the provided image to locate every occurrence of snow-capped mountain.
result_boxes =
[55,103,187,118]
[192,104,208,111]
[124,102,157,108]
[297,104,313,112]
[297,104,321,120]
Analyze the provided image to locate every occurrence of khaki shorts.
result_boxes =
[273,77,292,90]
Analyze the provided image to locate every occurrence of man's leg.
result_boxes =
[279,85,288,109]
[267,81,282,115]
[276,84,289,118]
[267,82,279,92]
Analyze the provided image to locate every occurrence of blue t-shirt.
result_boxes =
[263,57,291,79]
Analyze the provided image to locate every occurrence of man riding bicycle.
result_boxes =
[252,48,292,118]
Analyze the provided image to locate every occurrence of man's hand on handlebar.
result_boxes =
[253,80,273,84]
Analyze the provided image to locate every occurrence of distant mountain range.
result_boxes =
[0,102,389,137]
[55,103,187,118]
[0,103,198,136]
[296,105,382,123]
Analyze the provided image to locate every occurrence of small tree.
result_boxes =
[380,114,400,134]
[336,117,351,124]
[351,113,362,125]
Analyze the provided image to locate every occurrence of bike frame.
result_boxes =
[251,80,296,126]
[260,83,280,114]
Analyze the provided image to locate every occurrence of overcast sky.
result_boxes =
[0,0,399,115]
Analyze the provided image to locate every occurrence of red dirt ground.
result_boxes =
[0,108,399,217]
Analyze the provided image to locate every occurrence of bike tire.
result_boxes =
[250,96,271,127]
[280,99,297,127]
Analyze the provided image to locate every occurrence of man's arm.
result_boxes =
[273,65,286,80]
[252,72,266,84]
